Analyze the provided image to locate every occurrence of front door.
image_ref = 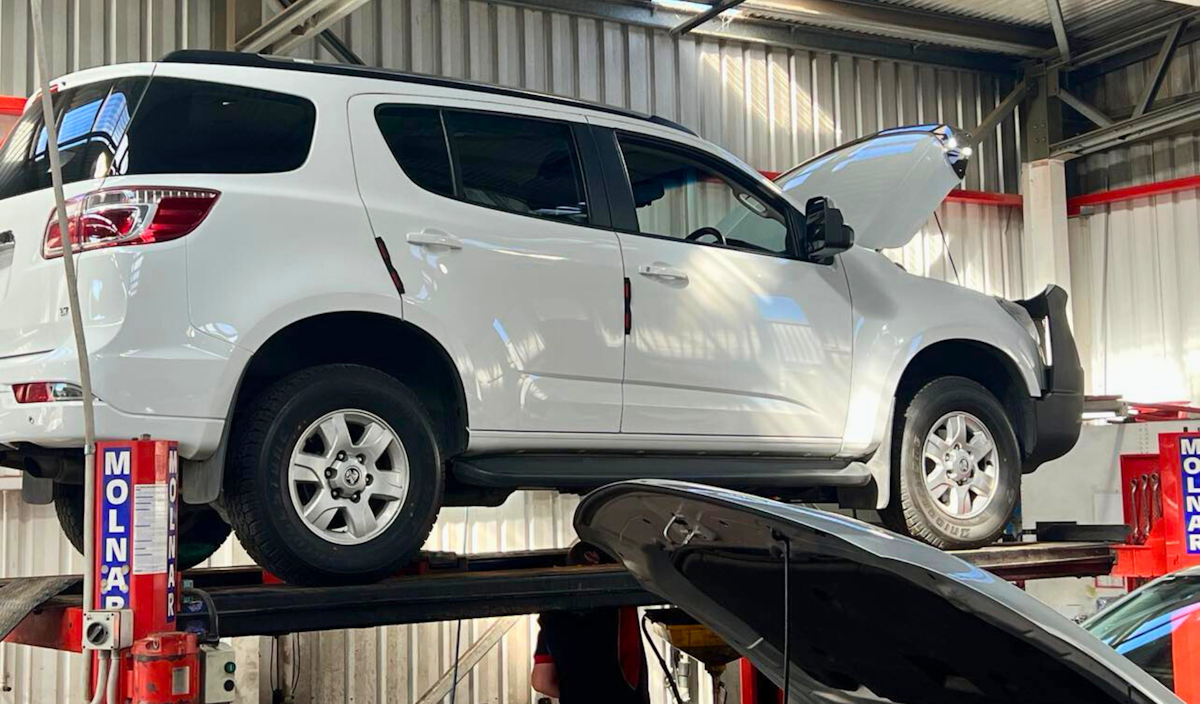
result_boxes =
[349,96,625,432]
[596,126,853,444]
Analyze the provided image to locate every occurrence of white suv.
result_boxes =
[0,51,1082,584]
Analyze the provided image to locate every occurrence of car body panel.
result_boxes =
[584,112,854,443]
[838,246,1045,459]
[575,479,1181,704]
[348,93,626,433]
[773,126,966,251]
[0,55,1064,482]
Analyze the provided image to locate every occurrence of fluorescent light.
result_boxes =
[1164,0,1200,5]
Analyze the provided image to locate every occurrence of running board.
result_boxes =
[451,455,873,490]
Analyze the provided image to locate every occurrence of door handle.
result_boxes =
[406,229,463,250]
[638,263,689,282]
[0,231,12,253]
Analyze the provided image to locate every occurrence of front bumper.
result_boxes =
[1016,285,1084,471]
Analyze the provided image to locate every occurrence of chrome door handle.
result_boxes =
[406,230,463,250]
[638,264,688,282]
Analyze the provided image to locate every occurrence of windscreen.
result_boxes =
[0,76,316,202]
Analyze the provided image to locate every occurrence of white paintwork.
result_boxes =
[0,58,1046,500]
[774,126,966,250]
[349,93,625,433]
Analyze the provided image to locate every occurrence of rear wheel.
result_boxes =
[224,364,442,585]
[880,376,1020,549]
[54,483,230,570]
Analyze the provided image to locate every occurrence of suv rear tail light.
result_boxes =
[43,187,219,259]
[12,382,83,404]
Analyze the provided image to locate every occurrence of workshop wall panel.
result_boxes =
[1069,185,1200,405]
[0,0,211,96]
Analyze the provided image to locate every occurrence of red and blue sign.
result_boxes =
[99,446,132,609]
[1180,437,1200,554]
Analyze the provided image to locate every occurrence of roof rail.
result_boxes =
[160,50,696,136]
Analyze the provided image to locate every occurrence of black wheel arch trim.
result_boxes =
[1016,285,1084,471]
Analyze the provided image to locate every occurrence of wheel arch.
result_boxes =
[183,312,469,504]
[893,339,1037,462]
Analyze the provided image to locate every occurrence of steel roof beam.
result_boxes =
[743,0,1054,57]
[1045,0,1071,61]
[1135,18,1188,118]
[968,80,1029,148]
[1051,92,1200,158]
[1055,8,1200,71]
[234,0,333,53]
[670,0,747,36]
[1057,87,1114,128]
[505,0,1020,72]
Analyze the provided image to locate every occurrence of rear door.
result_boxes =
[349,95,625,433]
[590,122,853,445]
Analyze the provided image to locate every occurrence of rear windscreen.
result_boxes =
[0,77,316,201]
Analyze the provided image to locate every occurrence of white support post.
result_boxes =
[1021,158,1073,308]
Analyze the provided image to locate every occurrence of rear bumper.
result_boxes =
[0,396,223,459]
[0,339,240,460]
[1017,285,1084,471]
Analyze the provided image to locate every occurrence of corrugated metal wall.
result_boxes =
[0,2,1027,703]
[1068,188,1200,403]
[1066,40,1200,403]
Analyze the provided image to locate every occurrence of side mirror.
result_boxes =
[804,196,854,259]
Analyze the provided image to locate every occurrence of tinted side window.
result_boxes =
[116,78,315,174]
[0,77,147,201]
[617,136,791,256]
[374,106,454,198]
[444,111,587,224]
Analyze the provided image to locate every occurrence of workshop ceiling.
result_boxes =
[864,0,1187,41]
[726,0,1196,56]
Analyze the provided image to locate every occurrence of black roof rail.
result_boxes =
[160,50,697,137]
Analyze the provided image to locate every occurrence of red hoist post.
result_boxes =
[1115,431,1200,703]
[91,438,198,703]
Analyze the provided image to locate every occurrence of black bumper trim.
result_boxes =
[1017,285,1084,470]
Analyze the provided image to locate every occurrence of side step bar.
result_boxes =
[452,455,874,489]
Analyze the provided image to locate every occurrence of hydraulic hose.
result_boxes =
[30,0,101,696]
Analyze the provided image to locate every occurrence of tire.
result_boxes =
[224,364,442,585]
[54,483,231,571]
[879,376,1020,549]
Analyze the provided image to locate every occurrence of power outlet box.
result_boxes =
[82,611,132,651]
[201,642,237,703]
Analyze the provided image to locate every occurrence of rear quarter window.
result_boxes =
[117,78,315,175]
[0,77,316,202]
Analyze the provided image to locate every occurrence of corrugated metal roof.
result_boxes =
[739,0,1193,53]
[864,0,1187,39]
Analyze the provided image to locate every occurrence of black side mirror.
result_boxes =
[804,196,854,259]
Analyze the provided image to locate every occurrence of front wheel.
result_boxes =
[224,364,443,585]
[880,376,1020,549]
